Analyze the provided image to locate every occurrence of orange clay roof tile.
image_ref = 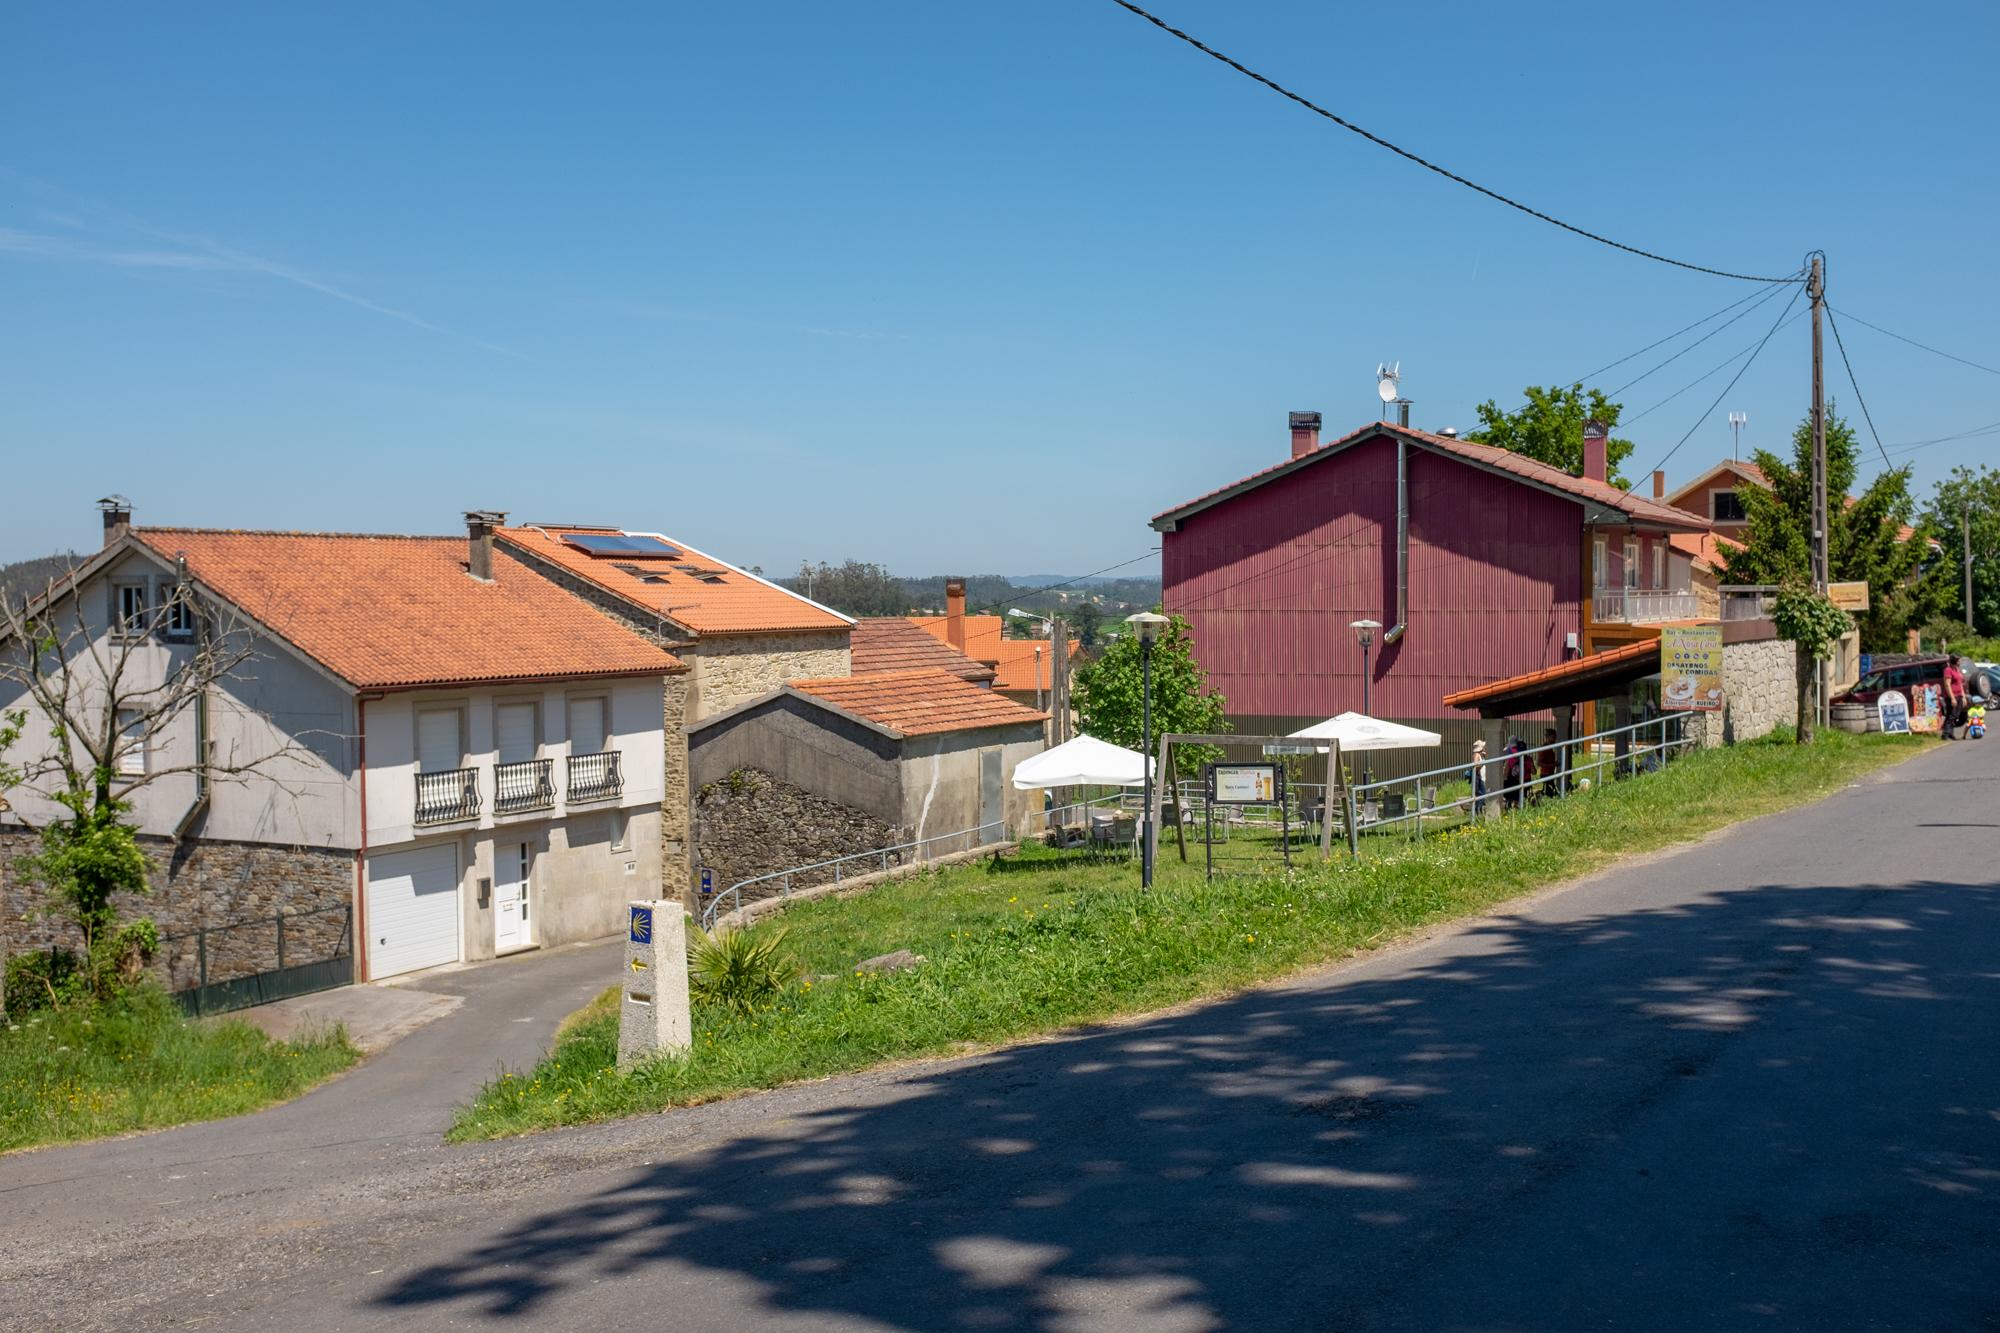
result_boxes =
[495,525,850,637]
[851,618,997,683]
[135,529,681,691]
[788,668,1047,737]
[907,615,1078,693]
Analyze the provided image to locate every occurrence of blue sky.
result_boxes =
[4,1,1995,575]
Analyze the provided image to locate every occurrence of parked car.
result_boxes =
[1835,656,1951,709]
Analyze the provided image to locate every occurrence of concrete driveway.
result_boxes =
[3,739,1995,1331]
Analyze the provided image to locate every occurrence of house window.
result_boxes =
[611,810,630,853]
[1592,537,1608,588]
[1623,539,1640,589]
[112,582,149,637]
[164,587,196,639]
[568,695,609,756]
[115,708,147,776]
[1712,490,1747,523]
[1653,542,1666,590]
[416,708,465,773]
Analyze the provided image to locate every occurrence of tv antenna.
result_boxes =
[1728,410,1748,461]
[1376,362,1400,418]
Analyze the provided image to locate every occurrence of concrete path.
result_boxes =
[229,979,462,1054]
[3,741,1995,1331]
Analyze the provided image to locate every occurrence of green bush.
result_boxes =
[4,947,81,1015]
[688,925,802,1017]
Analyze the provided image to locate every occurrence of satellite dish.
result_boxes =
[1375,361,1401,404]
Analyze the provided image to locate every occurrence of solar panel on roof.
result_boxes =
[562,533,683,559]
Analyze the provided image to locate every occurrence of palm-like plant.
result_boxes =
[687,925,801,1017]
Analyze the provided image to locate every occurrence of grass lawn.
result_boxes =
[0,987,357,1153]
[452,729,1927,1142]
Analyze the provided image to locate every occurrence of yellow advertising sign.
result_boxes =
[1660,624,1724,712]
[1827,581,1871,612]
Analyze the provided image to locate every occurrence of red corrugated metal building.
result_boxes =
[1152,416,1711,737]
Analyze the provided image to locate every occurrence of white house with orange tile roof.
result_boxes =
[495,524,855,722]
[1,504,688,989]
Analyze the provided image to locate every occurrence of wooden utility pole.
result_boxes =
[1809,254,1830,729]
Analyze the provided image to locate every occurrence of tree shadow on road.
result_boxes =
[375,872,2000,1330]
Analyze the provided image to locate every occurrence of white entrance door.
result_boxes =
[366,843,460,979]
[495,841,533,953]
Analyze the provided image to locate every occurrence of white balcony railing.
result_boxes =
[566,750,624,803]
[1592,588,1700,624]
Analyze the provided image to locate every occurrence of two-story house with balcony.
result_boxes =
[0,505,686,984]
[1150,413,1713,741]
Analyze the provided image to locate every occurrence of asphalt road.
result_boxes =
[4,739,1995,1331]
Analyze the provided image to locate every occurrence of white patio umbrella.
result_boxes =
[1011,734,1152,789]
[1288,711,1442,751]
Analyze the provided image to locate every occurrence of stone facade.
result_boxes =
[1696,637,1799,747]
[1,830,353,1001]
[686,632,850,721]
[691,768,899,909]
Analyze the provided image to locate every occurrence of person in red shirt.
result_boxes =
[1535,727,1561,801]
[1943,659,1967,739]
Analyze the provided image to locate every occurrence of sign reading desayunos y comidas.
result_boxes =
[1660,624,1724,712]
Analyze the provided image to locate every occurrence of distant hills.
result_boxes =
[0,552,82,608]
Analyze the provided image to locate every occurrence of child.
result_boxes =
[1969,702,1987,740]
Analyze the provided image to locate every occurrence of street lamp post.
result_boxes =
[1126,611,1169,889]
[1350,618,1382,787]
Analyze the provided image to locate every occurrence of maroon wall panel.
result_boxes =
[1162,438,1584,724]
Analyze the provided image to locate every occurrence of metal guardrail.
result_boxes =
[700,819,1009,931]
[415,767,481,825]
[1341,713,1693,853]
[158,904,354,1016]
[567,749,623,802]
[494,757,556,814]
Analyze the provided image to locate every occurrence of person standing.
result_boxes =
[1535,727,1561,802]
[1469,738,1489,813]
[1943,658,1967,740]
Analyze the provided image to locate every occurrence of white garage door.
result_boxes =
[366,844,461,979]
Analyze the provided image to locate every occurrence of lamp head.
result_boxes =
[1350,617,1382,649]
[1126,610,1169,644]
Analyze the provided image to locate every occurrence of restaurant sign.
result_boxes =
[1659,624,1725,712]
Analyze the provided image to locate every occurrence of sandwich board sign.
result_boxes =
[1660,624,1725,712]
[1877,689,1910,735]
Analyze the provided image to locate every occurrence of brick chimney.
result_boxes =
[464,510,506,581]
[1289,411,1322,459]
[1652,469,1666,500]
[97,496,132,547]
[945,578,967,652]
[1582,420,1609,484]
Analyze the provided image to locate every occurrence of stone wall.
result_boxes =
[689,632,850,720]
[691,768,899,910]
[0,830,352,1003]
[1696,637,1799,747]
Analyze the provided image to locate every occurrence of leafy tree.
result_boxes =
[780,560,912,618]
[1771,583,1854,745]
[1073,614,1228,782]
[1067,601,1102,650]
[1721,403,1942,650]
[1923,464,2000,636]
[1466,385,1635,486]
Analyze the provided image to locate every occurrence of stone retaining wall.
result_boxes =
[0,830,352,1002]
[691,768,899,910]
[1696,637,1799,747]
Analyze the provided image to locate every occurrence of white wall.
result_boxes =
[0,549,358,848]
[363,676,666,848]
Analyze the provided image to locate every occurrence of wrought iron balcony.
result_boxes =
[567,749,623,803]
[1592,587,1700,624]
[494,757,556,815]
[414,767,480,826]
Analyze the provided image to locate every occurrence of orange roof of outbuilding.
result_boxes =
[851,618,997,684]
[134,529,682,691]
[787,668,1047,737]
[495,525,851,637]
[908,614,1078,693]
[1443,637,1662,712]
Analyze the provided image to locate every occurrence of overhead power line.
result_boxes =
[1623,307,1809,428]
[1830,307,2000,379]
[1104,0,1799,284]
[1823,306,1897,472]
[1616,279,1806,506]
